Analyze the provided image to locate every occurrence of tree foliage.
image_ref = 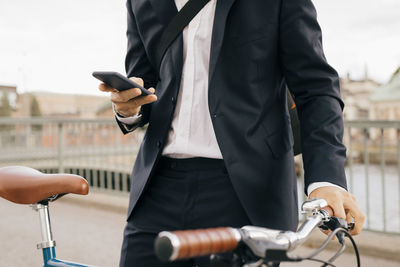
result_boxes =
[0,92,13,132]
[0,92,12,117]
[30,95,42,117]
[30,95,43,131]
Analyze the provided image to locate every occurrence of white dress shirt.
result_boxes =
[115,0,345,195]
[162,0,221,159]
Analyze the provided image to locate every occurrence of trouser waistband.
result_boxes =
[157,156,227,172]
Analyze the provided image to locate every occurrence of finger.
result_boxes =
[129,77,144,87]
[111,88,142,103]
[127,92,157,107]
[322,206,334,217]
[344,202,365,235]
[346,210,354,224]
[329,198,346,219]
[148,88,155,94]
[114,94,157,115]
[98,83,117,92]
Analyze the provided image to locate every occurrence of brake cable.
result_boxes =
[290,228,360,267]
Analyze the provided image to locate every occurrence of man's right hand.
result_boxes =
[98,77,157,117]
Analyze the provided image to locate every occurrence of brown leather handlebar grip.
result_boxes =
[155,227,241,262]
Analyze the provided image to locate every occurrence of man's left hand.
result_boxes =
[309,186,365,235]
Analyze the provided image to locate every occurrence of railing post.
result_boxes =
[121,172,127,192]
[380,128,386,232]
[99,169,105,190]
[364,128,370,229]
[92,170,98,189]
[57,122,64,173]
[398,128,400,233]
[348,127,354,193]
[26,119,33,148]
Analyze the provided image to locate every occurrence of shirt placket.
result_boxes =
[175,12,201,153]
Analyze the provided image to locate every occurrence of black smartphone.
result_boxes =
[92,71,152,96]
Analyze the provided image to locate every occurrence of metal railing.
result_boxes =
[0,118,399,234]
[0,117,144,194]
[344,121,400,234]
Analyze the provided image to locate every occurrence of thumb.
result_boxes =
[129,77,144,87]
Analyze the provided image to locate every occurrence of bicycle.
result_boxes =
[154,199,360,267]
[0,166,93,267]
[0,166,360,267]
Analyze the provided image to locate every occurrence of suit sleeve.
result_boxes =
[119,0,159,134]
[113,103,143,134]
[279,0,347,193]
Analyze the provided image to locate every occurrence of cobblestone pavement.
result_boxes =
[0,197,398,267]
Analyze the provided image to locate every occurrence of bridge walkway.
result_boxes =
[0,192,399,267]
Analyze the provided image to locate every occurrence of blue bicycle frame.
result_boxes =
[42,247,94,267]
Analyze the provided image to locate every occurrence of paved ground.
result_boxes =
[0,197,126,267]
[0,194,399,267]
[280,246,398,267]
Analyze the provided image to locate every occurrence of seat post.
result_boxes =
[31,202,56,251]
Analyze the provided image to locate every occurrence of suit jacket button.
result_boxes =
[171,97,176,104]
[157,141,162,148]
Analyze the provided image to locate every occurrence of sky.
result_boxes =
[0,0,399,95]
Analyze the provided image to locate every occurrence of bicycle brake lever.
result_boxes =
[319,217,351,243]
[348,222,355,231]
[319,216,354,231]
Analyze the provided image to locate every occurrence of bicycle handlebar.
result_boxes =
[155,199,336,262]
[155,227,241,261]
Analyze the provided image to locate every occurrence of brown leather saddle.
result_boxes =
[0,166,88,204]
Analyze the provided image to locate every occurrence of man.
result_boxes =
[99,0,365,266]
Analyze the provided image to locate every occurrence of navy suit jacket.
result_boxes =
[118,0,347,231]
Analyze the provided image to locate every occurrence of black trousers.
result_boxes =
[119,157,253,267]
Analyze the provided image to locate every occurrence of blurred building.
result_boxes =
[370,67,400,120]
[340,71,380,120]
[338,71,381,159]
[96,101,113,118]
[15,91,108,118]
[369,67,400,141]
[0,84,18,110]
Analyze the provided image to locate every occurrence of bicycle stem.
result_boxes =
[281,210,328,251]
[241,201,330,258]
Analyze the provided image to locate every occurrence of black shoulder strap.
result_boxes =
[155,0,210,71]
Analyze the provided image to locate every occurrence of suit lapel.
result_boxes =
[209,0,237,84]
[149,0,178,25]
[149,0,237,88]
